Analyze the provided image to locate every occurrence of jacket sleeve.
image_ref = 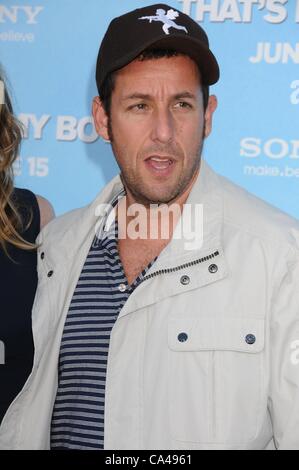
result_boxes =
[268,243,299,450]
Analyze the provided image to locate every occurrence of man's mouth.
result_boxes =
[144,155,175,171]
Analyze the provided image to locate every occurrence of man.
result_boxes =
[1,4,299,450]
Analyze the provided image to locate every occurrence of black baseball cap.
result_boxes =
[96,3,219,94]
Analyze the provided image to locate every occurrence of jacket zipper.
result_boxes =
[141,250,220,283]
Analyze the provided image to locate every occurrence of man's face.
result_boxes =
[93,55,217,205]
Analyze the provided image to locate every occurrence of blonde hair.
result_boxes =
[0,71,36,255]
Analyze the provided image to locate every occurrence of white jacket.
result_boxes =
[1,161,299,450]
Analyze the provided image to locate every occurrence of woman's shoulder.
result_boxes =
[35,194,55,229]
[13,187,36,205]
[13,188,55,232]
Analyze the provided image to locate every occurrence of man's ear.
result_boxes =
[204,95,217,138]
[92,96,110,141]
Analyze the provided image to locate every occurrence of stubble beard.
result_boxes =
[108,118,205,207]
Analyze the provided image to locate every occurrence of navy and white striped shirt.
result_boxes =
[51,210,155,449]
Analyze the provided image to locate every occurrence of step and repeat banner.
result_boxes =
[0,0,298,218]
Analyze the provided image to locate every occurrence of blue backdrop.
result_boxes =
[0,0,298,218]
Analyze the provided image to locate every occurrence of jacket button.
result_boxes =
[178,332,188,342]
[47,270,54,278]
[180,275,190,285]
[118,283,126,292]
[41,252,45,260]
[208,264,218,274]
[245,334,256,345]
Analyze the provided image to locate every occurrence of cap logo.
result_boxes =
[139,8,188,36]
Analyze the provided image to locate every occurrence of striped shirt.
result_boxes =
[50,206,155,449]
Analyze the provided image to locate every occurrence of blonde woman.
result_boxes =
[0,70,54,423]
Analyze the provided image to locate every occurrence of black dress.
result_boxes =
[0,188,40,423]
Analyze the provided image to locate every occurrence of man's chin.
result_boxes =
[131,190,181,206]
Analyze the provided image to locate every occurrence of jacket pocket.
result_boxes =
[167,316,265,445]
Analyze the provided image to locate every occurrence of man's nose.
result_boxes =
[150,108,175,144]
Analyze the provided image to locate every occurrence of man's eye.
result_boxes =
[129,103,148,111]
[174,101,192,109]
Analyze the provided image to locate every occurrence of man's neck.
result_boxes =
[118,168,199,243]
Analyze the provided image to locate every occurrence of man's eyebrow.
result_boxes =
[173,92,197,100]
[122,93,152,101]
[121,92,197,101]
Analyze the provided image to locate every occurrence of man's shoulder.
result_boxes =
[218,172,299,251]
[37,174,123,245]
[37,205,89,243]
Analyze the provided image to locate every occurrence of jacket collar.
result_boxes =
[47,159,223,262]
[95,158,223,253]
[151,158,224,268]
[40,160,227,322]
